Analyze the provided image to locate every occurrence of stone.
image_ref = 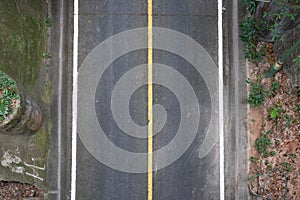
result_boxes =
[274,23,300,87]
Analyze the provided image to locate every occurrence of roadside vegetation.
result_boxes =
[241,0,300,199]
[0,70,20,124]
[0,0,49,196]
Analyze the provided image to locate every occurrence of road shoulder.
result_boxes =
[224,0,249,199]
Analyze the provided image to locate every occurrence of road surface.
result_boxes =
[76,0,220,199]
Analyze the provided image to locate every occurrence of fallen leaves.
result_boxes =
[248,42,300,199]
[0,181,46,199]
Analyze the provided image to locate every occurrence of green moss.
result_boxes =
[32,122,51,157]
[0,0,47,98]
[42,81,51,105]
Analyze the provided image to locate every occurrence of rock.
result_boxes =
[255,0,300,41]
[273,23,300,87]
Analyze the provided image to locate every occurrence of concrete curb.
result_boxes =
[224,0,249,199]
[47,0,72,199]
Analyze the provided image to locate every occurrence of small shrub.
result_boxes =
[242,0,259,14]
[269,81,280,96]
[45,16,52,27]
[290,154,297,159]
[284,114,293,126]
[281,162,293,172]
[254,133,272,156]
[246,78,268,107]
[269,107,281,119]
[249,156,257,163]
[240,17,265,62]
[262,2,298,42]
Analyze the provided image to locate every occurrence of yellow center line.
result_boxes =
[147,0,153,200]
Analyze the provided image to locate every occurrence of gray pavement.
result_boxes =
[223,0,249,199]
[76,0,219,199]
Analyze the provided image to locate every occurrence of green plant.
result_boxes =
[240,17,265,62]
[242,0,259,14]
[265,130,273,135]
[263,3,297,42]
[264,159,274,168]
[254,133,272,156]
[42,52,51,59]
[284,114,293,126]
[248,175,255,182]
[246,78,268,107]
[269,81,280,96]
[269,107,281,119]
[0,70,20,123]
[249,156,257,163]
[294,104,300,111]
[281,162,293,172]
[290,154,297,159]
[45,16,52,27]
[293,55,300,65]
[240,17,259,43]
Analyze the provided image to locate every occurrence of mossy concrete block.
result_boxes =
[0,92,42,135]
[0,124,50,188]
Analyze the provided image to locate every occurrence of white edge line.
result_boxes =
[57,0,65,199]
[218,0,225,200]
[71,0,79,199]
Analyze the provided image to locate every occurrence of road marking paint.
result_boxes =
[147,0,153,200]
[218,0,224,199]
[71,0,79,199]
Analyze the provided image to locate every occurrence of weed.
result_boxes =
[240,17,265,62]
[45,16,52,27]
[290,154,297,159]
[269,107,281,119]
[240,17,259,43]
[246,78,268,107]
[42,52,51,59]
[265,130,273,135]
[284,114,293,126]
[244,43,265,62]
[0,100,10,119]
[248,175,255,182]
[254,133,272,157]
[281,162,293,172]
[242,0,259,14]
[264,160,273,168]
[269,81,280,96]
[250,156,257,163]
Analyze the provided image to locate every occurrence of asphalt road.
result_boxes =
[76,0,219,199]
